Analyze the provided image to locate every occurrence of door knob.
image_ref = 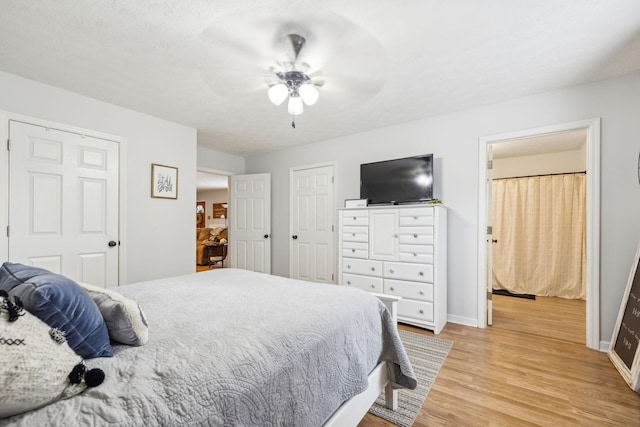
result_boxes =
[108,241,117,247]
[292,235,298,240]
[264,234,270,239]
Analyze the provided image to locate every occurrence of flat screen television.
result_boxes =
[360,154,433,205]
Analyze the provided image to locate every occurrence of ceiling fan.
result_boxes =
[198,11,388,127]
[265,33,325,127]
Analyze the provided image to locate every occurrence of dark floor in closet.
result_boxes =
[492,289,535,299]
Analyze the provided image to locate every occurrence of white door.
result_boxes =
[369,209,399,261]
[8,121,119,287]
[290,164,335,283]
[229,173,271,273]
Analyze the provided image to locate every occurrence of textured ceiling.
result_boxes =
[1,1,640,156]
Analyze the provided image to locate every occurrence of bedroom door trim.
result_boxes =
[477,118,601,350]
[0,110,127,285]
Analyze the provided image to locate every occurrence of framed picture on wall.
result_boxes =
[151,163,178,199]
[213,203,228,218]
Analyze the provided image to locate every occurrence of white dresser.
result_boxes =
[338,205,447,334]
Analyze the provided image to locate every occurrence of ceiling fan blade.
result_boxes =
[196,9,388,100]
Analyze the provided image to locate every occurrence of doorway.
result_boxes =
[490,130,587,344]
[196,170,230,272]
[477,118,601,350]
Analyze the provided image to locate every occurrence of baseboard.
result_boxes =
[599,340,610,353]
[447,314,478,328]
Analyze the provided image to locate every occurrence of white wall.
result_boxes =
[0,71,197,284]
[493,147,586,179]
[245,72,640,340]
[197,146,245,175]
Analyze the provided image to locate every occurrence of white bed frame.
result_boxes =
[324,294,401,427]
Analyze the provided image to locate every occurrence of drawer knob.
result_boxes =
[347,281,351,285]
[352,233,356,237]
[419,309,424,314]
[390,286,395,291]
[353,216,356,220]
[419,271,424,276]
[352,249,356,253]
[394,234,398,238]
[413,233,418,238]
[389,269,395,274]
[370,284,375,289]
[414,216,418,220]
[413,253,417,256]
[371,267,375,271]
[347,265,351,269]
[419,291,424,295]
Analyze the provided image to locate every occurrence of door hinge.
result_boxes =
[487,160,493,169]
[6,225,9,237]
[332,273,334,281]
[486,226,492,234]
[6,139,10,151]
[332,224,334,232]
[331,176,334,184]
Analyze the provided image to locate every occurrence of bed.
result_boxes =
[1,267,416,426]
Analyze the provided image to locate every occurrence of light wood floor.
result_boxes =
[360,296,640,426]
[492,294,586,344]
[196,263,224,272]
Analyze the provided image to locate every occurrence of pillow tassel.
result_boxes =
[0,291,25,322]
[68,362,105,388]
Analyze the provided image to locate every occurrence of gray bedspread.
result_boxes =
[2,268,416,426]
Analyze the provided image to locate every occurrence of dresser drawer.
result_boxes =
[383,261,433,283]
[341,210,369,226]
[342,241,369,259]
[342,258,383,276]
[398,299,434,322]
[342,273,383,293]
[399,226,434,245]
[384,279,433,302]
[342,226,369,243]
[399,208,434,226]
[399,244,434,264]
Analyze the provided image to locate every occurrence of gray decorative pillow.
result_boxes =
[78,282,149,346]
[0,294,87,418]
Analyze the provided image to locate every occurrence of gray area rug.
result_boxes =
[368,329,452,426]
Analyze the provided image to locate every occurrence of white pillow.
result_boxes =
[0,295,88,418]
[78,283,149,346]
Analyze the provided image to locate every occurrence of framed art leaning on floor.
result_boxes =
[609,239,640,392]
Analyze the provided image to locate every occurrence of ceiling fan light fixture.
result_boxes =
[299,83,319,106]
[268,83,289,105]
[288,94,304,115]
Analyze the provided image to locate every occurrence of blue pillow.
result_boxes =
[0,262,112,358]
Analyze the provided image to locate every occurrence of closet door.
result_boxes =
[289,164,335,283]
[8,120,120,287]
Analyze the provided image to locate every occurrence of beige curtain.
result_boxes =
[492,173,586,299]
